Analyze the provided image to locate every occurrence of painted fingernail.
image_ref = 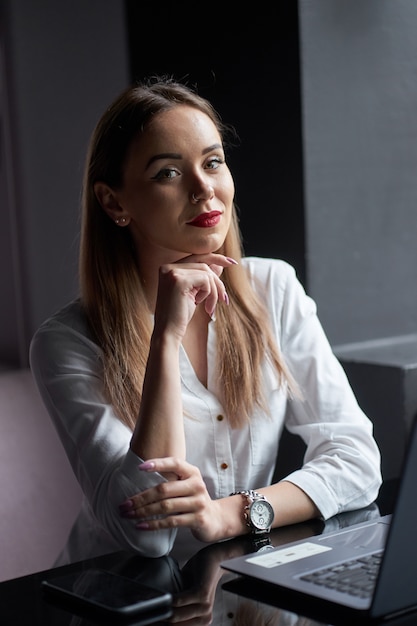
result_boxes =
[136,522,150,530]
[120,510,136,519]
[226,257,238,265]
[119,499,134,512]
[138,461,155,471]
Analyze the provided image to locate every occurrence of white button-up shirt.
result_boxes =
[30,257,382,566]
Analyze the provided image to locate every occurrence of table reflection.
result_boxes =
[56,503,380,626]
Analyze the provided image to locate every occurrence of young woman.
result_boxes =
[30,76,382,566]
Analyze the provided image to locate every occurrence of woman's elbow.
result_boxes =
[107,515,177,557]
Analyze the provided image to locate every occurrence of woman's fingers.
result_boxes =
[174,253,237,307]
[176,253,238,274]
[191,266,220,317]
[137,456,197,478]
[157,261,231,326]
[118,457,212,531]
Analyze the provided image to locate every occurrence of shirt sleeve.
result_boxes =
[29,309,176,557]
[247,258,383,519]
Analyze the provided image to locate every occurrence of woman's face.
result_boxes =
[111,105,235,265]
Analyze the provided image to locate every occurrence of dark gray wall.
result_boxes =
[0,0,129,368]
[299,0,417,345]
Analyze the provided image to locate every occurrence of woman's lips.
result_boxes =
[187,211,222,228]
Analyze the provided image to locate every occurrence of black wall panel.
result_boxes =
[125,2,306,284]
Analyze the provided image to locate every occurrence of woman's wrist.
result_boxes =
[218,495,251,541]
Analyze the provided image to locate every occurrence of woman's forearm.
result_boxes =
[130,330,186,462]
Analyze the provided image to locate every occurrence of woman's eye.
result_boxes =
[206,157,224,170]
[152,168,178,181]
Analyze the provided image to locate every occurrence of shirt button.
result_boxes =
[217,414,224,421]
[220,462,229,470]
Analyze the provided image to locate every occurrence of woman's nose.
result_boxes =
[190,185,214,204]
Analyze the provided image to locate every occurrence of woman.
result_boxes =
[30,76,382,566]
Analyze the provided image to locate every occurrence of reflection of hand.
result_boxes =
[169,538,250,625]
[231,600,324,626]
[169,537,326,625]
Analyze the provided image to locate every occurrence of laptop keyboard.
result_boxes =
[300,551,383,599]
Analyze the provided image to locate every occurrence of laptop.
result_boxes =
[221,417,417,622]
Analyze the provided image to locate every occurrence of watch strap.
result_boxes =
[230,490,273,534]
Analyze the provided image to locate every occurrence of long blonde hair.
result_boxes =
[80,76,297,429]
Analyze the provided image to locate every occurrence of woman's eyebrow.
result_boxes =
[146,153,181,169]
[145,144,223,170]
[203,143,222,154]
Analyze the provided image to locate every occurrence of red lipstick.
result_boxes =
[187,211,222,228]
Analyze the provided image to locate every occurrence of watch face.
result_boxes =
[249,500,274,530]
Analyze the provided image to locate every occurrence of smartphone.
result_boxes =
[41,567,172,620]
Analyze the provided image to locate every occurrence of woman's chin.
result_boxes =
[190,233,227,255]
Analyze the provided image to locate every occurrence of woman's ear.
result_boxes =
[94,182,130,226]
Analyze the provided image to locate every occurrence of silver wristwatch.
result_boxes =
[231,489,274,534]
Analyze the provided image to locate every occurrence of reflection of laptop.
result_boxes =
[221,417,417,621]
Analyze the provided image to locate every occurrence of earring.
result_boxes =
[115,217,127,225]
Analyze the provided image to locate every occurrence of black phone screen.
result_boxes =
[42,567,172,618]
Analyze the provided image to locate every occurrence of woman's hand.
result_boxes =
[119,458,230,543]
[153,253,237,340]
